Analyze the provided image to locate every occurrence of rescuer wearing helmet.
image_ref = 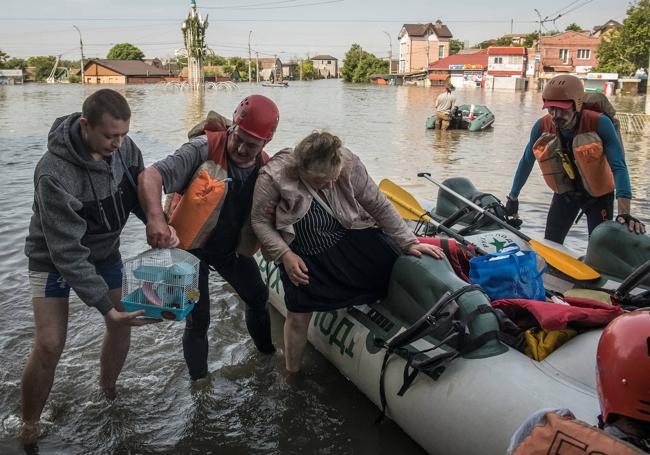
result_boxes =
[505,74,645,244]
[138,95,279,381]
[507,310,650,454]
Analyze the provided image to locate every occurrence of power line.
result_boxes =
[202,0,344,10]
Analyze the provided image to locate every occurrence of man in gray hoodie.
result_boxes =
[21,89,168,444]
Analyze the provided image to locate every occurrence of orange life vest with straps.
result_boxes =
[511,412,646,455]
[165,123,269,252]
[532,109,615,197]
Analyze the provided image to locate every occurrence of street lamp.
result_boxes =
[73,25,85,84]
[383,31,393,74]
[248,30,253,84]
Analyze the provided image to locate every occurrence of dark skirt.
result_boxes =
[280,227,401,313]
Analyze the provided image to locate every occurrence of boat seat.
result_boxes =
[434,177,484,218]
[585,221,650,286]
[382,255,506,358]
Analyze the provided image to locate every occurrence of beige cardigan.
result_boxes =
[251,147,418,261]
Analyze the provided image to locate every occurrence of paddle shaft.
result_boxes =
[418,173,532,242]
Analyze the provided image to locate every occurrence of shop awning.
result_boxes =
[428,73,449,80]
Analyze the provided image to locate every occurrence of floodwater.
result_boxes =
[0,80,648,454]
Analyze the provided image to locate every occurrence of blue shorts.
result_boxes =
[29,260,123,299]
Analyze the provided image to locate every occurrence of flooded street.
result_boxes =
[0,80,648,454]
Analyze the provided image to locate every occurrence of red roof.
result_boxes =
[428,49,488,70]
[487,47,527,55]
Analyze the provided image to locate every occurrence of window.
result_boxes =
[327,60,331,64]
[438,45,445,58]
[576,49,591,59]
[494,57,503,64]
[559,49,569,63]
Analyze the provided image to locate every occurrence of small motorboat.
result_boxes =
[261,81,289,87]
[426,104,495,131]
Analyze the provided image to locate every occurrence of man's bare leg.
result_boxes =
[20,297,69,444]
[99,289,131,398]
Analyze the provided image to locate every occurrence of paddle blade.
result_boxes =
[529,239,601,281]
[379,179,432,222]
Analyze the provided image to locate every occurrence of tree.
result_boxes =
[229,56,249,80]
[341,44,388,83]
[26,56,58,82]
[107,43,144,60]
[565,22,583,32]
[450,39,464,55]
[298,58,317,80]
[596,0,650,75]
[204,54,228,66]
[3,57,26,69]
[495,36,513,46]
[0,50,8,66]
[523,32,539,48]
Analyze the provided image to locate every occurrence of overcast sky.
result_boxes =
[0,0,628,61]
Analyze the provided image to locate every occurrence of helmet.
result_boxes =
[596,310,650,424]
[542,74,585,112]
[232,95,279,141]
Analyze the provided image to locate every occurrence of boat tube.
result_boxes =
[426,104,495,131]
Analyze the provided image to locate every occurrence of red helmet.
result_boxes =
[232,95,279,141]
[596,310,650,424]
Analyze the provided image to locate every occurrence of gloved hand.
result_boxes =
[505,196,519,218]
[616,213,646,235]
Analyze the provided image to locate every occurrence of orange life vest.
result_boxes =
[512,412,646,455]
[532,110,615,197]
[165,125,268,252]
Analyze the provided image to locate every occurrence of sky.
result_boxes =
[0,0,629,62]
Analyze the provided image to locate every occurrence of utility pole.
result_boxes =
[510,18,513,35]
[533,8,563,88]
[255,52,260,83]
[383,31,392,74]
[73,25,85,84]
[248,30,252,84]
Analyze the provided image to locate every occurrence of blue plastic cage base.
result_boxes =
[121,288,195,321]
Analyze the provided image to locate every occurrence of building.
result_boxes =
[539,31,600,74]
[257,57,283,82]
[83,59,173,84]
[499,33,529,46]
[591,19,622,37]
[428,49,488,87]
[485,47,528,90]
[311,55,338,78]
[398,20,453,73]
[282,61,299,80]
[0,69,24,85]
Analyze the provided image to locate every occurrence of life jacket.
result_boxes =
[532,109,615,197]
[511,412,646,455]
[165,118,269,252]
[491,296,623,331]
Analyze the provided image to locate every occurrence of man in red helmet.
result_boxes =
[138,95,279,380]
[507,310,650,454]
[506,74,645,244]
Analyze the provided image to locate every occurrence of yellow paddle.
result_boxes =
[379,178,489,255]
[416,172,601,281]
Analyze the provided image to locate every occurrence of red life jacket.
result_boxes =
[532,110,615,197]
[491,296,623,331]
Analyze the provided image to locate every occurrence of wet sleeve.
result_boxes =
[129,141,148,223]
[350,154,418,250]
[35,176,113,314]
[152,136,209,194]
[509,119,541,198]
[598,115,632,199]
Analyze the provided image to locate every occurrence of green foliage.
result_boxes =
[204,54,228,66]
[596,0,650,75]
[0,50,8,65]
[450,39,464,55]
[524,32,539,48]
[476,39,496,49]
[495,36,512,46]
[297,58,317,80]
[107,43,144,60]
[3,57,26,69]
[182,14,207,59]
[341,44,388,83]
[26,55,57,82]
[565,23,583,32]
[68,74,81,83]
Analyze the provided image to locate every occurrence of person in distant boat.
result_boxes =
[505,74,645,244]
[251,130,446,373]
[507,310,650,454]
[21,89,172,445]
[138,95,279,382]
[434,82,457,130]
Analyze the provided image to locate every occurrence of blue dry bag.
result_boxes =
[469,244,546,301]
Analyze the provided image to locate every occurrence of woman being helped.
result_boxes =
[252,131,445,373]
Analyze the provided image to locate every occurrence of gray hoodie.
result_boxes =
[25,113,145,314]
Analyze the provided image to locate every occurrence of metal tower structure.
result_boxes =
[180,0,211,89]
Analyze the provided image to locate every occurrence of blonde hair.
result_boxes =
[292,130,343,180]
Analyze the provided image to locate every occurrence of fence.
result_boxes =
[618,113,650,135]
